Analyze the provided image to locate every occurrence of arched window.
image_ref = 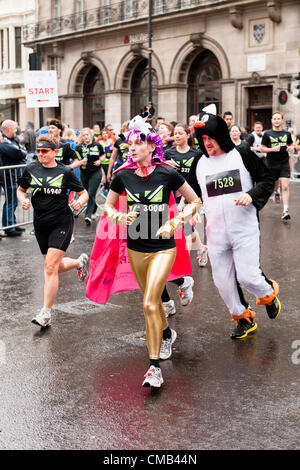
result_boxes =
[187,51,222,117]
[83,67,105,128]
[131,59,158,116]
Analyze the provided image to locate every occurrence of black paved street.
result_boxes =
[0,183,299,450]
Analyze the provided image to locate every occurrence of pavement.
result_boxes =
[0,183,299,450]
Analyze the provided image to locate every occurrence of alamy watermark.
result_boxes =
[291,340,300,365]
[0,340,6,365]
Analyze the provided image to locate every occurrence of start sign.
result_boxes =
[24,70,59,108]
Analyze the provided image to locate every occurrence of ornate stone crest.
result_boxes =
[253,23,265,44]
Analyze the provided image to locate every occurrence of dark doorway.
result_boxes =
[187,50,222,117]
[83,66,105,129]
[130,59,158,116]
[247,86,272,131]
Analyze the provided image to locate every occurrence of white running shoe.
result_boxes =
[77,253,89,281]
[32,308,51,328]
[178,276,194,306]
[142,366,164,388]
[162,299,176,318]
[197,245,208,267]
[160,329,177,360]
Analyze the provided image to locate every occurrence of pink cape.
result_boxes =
[85,193,192,304]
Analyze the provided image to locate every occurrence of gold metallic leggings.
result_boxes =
[127,247,177,359]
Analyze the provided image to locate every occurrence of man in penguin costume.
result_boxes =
[188,105,281,339]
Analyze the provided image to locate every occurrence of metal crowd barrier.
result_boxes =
[0,164,33,233]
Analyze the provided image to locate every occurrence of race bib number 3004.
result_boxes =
[206,169,242,197]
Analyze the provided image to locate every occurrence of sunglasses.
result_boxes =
[36,148,53,154]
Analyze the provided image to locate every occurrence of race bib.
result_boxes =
[206,169,242,197]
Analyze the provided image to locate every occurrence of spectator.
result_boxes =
[223,111,233,130]
[188,115,197,133]
[0,119,27,237]
[154,116,165,130]
[21,120,36,163]
[230,124,250,151]
[247,121,265,159]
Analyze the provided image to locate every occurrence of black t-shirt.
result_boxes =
[261,129,292,164]
[110,165,186,252]
[18,161,84,225]
[164,147,202,179]
[76,142,104,174]
[55,139,78,166]
[114,138,129,166]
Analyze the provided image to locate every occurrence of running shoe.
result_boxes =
[281,210,291,222]
[274,192,280,203]
[160,329,177,360]
[32,309,51,328]
[91,213,98,220]
[231,318,257,339]
[77,253,89,281]
[265,296,281,319]
[85,217,92,226]
[197,246,208,267]
[142,366,164,388]
[178,276,194,306]
[162,299,176,318]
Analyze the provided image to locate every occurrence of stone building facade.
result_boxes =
[0,0,35,126]
[23,0,300,133]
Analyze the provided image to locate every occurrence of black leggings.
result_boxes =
[161,278,184,302]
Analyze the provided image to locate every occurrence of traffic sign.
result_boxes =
[24,70,59,108]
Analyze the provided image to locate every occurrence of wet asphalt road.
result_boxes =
[0,183,299,451]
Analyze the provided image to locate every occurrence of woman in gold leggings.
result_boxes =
[104,125,200,388]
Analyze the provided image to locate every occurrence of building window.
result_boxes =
[188,50,222,117]
[124,0,136,19]
[154,0,165,14]
[0,30,4,70]
[48,56,60,77]
[83,67,105,128]
[131,59,158,116]
[53,0,61,32]
[7,28,10,69]
[102,0,111,25]
[76,0,86,28]
[15,27,22,69]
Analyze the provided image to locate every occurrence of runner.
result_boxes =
[165,123,208,267]
[260,112,294,221]
[97,129,113,195]
[188,105,280,339]
[107,121,130,182]
[17,134,89,328]
[47,119,82,169]
[76,128,105,225]
[88,119,201,388]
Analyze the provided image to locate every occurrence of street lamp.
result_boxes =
[148,0,153,108]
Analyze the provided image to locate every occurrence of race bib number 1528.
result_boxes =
[206,169,242,197]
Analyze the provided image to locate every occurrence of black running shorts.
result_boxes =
[34,213,74,255]
[265,160,291,179]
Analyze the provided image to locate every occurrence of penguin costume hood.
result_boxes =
[194,104,235,157]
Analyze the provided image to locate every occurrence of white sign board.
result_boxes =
[24,70,59,108]
[247,54,266,72]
